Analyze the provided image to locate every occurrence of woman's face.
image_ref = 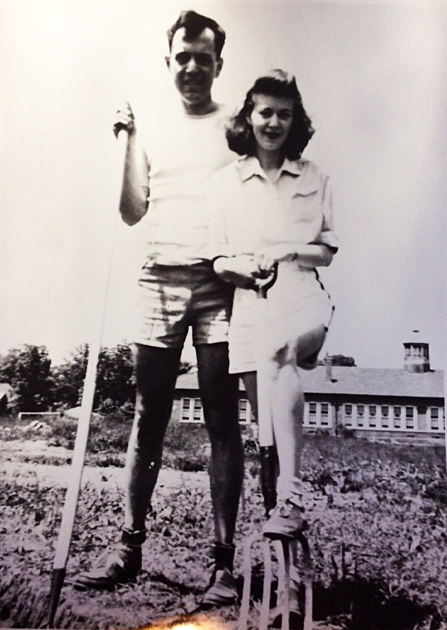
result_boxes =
[248,93,294,156]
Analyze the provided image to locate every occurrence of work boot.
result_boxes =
[262,498,308,540]
[72,528,145,591]
[200,542,238,608]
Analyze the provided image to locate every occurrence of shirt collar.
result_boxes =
[237,155,303,182]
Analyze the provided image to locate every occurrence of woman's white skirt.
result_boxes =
[228,262,334,374]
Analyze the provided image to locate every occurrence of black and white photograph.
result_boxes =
[1,1,446,628]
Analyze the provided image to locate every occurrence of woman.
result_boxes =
[209,69,338,539]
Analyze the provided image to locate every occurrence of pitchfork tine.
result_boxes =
[300,534,314,630]
[259,540,273,630]
[239,532,259,630]
[270,540,293,630]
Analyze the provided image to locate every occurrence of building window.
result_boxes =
[393,406,401,429]
[193,398,203,422]
[181,397,192,422]
[344,404,353,427]
[430,407,440,431]
[308,402,317,426]
[369,405,377,428]
[357,404,365,427]
[405,406,415,430]
[180,397,204,423]
[321,403,330,426]
[381,405,389,428]
[238,398,254,424]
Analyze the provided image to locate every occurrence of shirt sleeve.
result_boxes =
[311,175,339,252]
[139,146,150,202]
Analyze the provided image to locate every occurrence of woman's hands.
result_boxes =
[213,254,277,290]
[255,244,298,264]
[213,255,259,289]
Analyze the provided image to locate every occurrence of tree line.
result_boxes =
[0,344,355,416]
[0,344,192,415]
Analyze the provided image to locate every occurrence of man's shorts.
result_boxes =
[134,261,234,349]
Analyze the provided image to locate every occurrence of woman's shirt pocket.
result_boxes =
[282,183,325,243]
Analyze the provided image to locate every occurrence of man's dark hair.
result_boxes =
[226,69,315,160]
[167,10,226,58]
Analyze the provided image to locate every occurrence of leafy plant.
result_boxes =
[1,418,447,628]
[0,345,53,411]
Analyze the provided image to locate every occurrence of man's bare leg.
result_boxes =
[196,342,243,606]
[124,344,182,531]
[73,344,182,591]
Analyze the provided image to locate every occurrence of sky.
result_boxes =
[1,0,446,371]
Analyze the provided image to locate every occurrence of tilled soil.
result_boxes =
[1,438,445,630]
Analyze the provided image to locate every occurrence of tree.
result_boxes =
[318,354,356,367]
[53,343,134,413]
[0,345,53,411]
[51,344,88,409]
[52,344,196,413]
[179,361,194,375]
[95,344,135,412]
[330,355,356,367]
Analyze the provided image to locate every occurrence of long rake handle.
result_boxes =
[48,340,104,625]
[48,130,128,627]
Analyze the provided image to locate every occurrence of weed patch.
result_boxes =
[1,418,447,628]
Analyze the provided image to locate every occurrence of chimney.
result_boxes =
[403,330,430,373]
[324,354,333,382]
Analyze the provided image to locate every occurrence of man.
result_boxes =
[73,10,243,608]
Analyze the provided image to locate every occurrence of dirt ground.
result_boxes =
[0,440,337,630]
[1,446,209,491]
[1,440,230,629]
[2,436,446,630]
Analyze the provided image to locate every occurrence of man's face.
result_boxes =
[166,27,223,111]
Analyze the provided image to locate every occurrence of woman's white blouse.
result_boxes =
[208,155,338,258]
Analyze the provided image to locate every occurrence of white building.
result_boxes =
[173,338,445,444]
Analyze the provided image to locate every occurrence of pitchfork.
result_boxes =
[238,263,313,630]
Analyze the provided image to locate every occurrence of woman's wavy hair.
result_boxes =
[226,69,314,159]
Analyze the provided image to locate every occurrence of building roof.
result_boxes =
[0,383,13,396]
[176,371,201,391]
[0,383,14,405]
[176,366,445,400]
[300,366,444,399]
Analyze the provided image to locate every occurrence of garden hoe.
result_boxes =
[239,264,313,630]
[47,130,128,628]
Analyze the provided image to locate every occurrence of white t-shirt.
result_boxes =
[138,103,234,266]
